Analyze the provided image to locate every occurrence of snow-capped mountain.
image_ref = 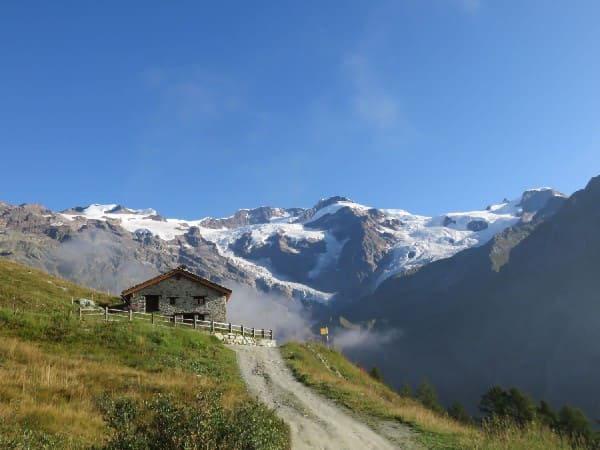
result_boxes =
[6,187,560,303]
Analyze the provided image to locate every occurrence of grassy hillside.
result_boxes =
[0,258,289,449]
[281,343,580,450]
[0,257,585,449]
[0,257,117,313]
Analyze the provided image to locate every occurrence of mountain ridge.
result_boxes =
[0,189,565,303]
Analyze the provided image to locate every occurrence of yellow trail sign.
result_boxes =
[320,327,328,335]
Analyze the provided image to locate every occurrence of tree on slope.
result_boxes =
[558,406,595,446]
[447,401,473,425]
[416,380,444,414]
[537,400,558,429]
[479,385,535,426]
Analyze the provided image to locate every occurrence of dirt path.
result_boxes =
[233,345,413,450]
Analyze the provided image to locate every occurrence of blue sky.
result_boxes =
[1,1,599,218]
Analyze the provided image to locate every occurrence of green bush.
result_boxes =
[0,427,64,450]
[227,402,290,450]
[0,412,67,450]
[97,391,289,450]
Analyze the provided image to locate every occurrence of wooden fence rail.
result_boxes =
[79,306,274,340]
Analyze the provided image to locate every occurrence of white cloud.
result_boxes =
[333,327,402,352]
[148,69,241,124]
[454,0,481,15]
[343,53,401,129]
[226,282,313,343]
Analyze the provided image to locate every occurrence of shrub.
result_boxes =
[226,402,290,450]
[0,427,64,450]
[97,391,289,450]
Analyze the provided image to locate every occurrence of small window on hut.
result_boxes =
[168,297,178,305]
[194,295,207,305]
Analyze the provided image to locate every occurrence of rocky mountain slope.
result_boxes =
[0,189,564,302]
[336,175,600,420]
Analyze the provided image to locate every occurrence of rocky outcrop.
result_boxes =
[519,188,566,213]
[200,206,303,229]
[230,231,326,284]
[443,216,456,227]
[305,206,395,295]
[467,219,488,231]
[295,196,352,223]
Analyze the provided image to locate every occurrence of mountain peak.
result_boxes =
[313,196,353,211]
[584,174,600,192]
[62,204,158,217]
[519,188,566,213]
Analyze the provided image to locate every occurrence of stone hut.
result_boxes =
[121,265,232,323]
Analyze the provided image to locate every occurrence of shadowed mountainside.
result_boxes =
[337,175,600,420]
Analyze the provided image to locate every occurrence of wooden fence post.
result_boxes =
[210,320,215,333]
[262,329,265,339]
[228,323,232,334]
[252,327,255,338]
[193,315,197,329]
[78,307,82,320]
[241,325,244,337]
[129,308,133,321]
[104,306,108,322]
[270,329,273,340]
[151,312,155,325]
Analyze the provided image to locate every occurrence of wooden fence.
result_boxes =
[78,307,274,340]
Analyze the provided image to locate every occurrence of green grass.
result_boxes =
[0,258,290,449]
[0,310,252,447]
[281,342,581,450]
[0,257,117,313]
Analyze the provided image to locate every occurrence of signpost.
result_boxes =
[320,326,329,347]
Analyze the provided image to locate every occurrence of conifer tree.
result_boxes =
[558,406,595,445]
[505,387,535,426]
[480,385,509,418]
[416,380,444,414]
[537,400,558,429]
[447,401,473,425]
[369,366,384,383]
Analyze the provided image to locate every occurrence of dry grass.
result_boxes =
[466,418,585,450]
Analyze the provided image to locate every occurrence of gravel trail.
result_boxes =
[232,345,403,450]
